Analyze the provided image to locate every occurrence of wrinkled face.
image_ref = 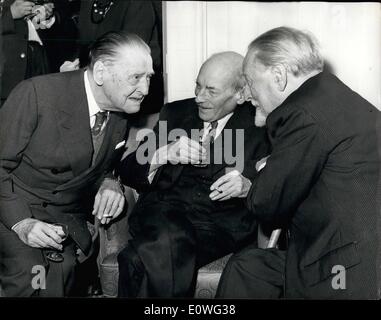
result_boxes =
[195,61,239,122]
[101,48,154,114]
[243,56,279,127]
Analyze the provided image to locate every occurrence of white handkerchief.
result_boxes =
[115,140,126,150]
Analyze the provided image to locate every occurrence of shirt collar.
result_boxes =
[84,70,102,118]
[203,112,234,131]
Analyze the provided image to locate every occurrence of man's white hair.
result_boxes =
[246,26,324,76]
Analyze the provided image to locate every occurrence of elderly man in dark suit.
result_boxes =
[0,31,154,297]
[215,26,381,299]
[116,51,270,297]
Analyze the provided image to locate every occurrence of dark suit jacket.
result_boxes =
[1,0,28,100]
[0,70,129,254]
[246,71,381,298]
[119,98,270,235]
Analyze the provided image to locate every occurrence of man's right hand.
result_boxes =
[10,0,35,19]
[13,218,64,250]
[166,136,206,165]
[149,136,207,174]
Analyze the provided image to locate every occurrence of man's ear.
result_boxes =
[271,64,287,92]
[92,60,106,86]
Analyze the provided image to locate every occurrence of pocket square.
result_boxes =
[256,156,269,172]
[115,140,126,150]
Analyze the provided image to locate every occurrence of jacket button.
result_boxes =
[20,53,26,59]
[42,202,48,208]
[51,168,59,174]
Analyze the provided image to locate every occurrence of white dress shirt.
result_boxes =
[84,70,109,130]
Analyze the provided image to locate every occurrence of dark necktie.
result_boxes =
[92,111,107,136]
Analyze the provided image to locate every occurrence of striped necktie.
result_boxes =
[203,120,218,144]
[92,111,107,136]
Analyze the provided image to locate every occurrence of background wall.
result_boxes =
[163,1,381,110]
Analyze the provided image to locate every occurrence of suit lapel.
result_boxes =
[182,110,203,138]
[54,70,93,177]
[55,112,128,191]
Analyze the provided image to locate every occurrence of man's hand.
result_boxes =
[149,136,206,173]
[43,2,54,18]
[13,218,65,250]
[60,59,80,72]
[31,3,55,29]
[10,0,35,19]
[92,178,125,225]
[209,170,252,201]
[166,136,206,165]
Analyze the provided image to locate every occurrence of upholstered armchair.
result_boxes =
[97,186,136,297]
[194,254,232,298]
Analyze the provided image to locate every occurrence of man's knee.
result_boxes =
[118,245,135,266]
[216,248,285,298]
[117,245,144,275]
[117,245,145,297]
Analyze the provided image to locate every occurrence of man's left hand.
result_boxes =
[43,2,54,18]
[209,170,252,201]
[92,178,125,224]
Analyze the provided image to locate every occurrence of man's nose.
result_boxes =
[139,77,150,96]
[195,89,206,103]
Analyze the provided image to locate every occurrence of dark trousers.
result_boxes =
[0,221,77,297]
[216,244,286,299]
[117,201,253,297]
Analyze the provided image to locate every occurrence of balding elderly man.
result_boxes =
[216,27,381,299]
[116,51,270,297]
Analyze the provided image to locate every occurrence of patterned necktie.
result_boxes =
[203,120,218,144]
[92,111,107,136]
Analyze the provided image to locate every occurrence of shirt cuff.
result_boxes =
[11,220,23,231]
